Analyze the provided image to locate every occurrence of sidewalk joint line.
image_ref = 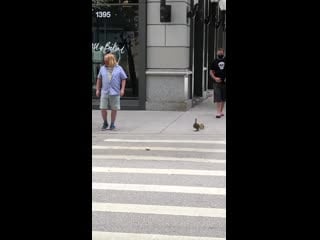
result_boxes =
[159,112,185,134]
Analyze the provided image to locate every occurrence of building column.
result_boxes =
[146,0,192,111]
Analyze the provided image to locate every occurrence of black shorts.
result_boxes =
[213,83,226,103]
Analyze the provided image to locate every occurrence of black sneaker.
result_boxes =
[101,122,108,131]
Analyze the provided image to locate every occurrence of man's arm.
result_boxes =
[210,70,216,80]
[96,77,102,97]
[120,79,126,97]
[210,70,221,83]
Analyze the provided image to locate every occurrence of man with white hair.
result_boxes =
[96,53,127,130]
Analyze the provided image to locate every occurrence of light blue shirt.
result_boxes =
[98,65,127,96]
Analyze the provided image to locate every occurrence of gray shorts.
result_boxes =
[100,94,120,110]
[213,83,226,103]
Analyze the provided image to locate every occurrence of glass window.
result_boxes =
[120,0,139,3]
[92,4,139,98]
[92,0,120,4]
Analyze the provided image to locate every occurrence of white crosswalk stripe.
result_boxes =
[92,136,226,239]
[92,231,226,240]
[93,202,226,218]
[93,154,225,164]
[104,139,226,144]
[92,145,225,153]
[93,167,226,176]
[93,182,226,195]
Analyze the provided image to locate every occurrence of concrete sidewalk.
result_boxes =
[92,94,226,136]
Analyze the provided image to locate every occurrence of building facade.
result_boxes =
[92,0,226,110]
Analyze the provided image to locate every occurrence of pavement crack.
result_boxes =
[159,112,185,134]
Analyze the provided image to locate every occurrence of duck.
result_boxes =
[193,118,200,131]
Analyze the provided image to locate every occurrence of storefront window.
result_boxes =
[92,0,138,3]
[92,2,139,98]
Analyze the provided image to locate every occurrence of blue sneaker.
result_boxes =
[109,123,116,130]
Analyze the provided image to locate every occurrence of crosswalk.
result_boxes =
[92,136,226,239]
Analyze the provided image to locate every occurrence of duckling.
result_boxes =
[199,123,205,130]
[193,118,200,131]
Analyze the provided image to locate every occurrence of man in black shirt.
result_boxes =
[210,48,226,118]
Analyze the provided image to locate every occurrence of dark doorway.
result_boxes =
[193,0,204,97]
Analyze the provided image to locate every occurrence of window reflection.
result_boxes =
[92,4,139,98]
